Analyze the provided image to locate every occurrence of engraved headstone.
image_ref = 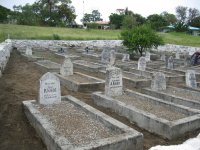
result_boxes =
[122,54,130,62]
[151,72,166,91]
[167,56,174,69]
[175,51,180,59]
[145,52,151,62]
[39,72,61,105]
[105,67,123,96]
[138,57,146,71]
[186,70,197,88]
[60,56,73,76]
[25,47,32,56]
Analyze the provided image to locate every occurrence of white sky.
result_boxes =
[1,0,200,24]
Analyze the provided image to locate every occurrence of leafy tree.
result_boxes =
[121,25,164,56]
[134,13,146,25]
[0,5,11,23]
[161,11,177,25]
[122,15,137,29]
[188,8,200,25]
[147,14,168,30]
[176,6,188,23]
[11,0,76,26]
[109,13,124,29]
[82,10,102,23]
[190,16,200,28]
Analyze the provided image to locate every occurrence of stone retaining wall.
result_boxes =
[0,40,13,77]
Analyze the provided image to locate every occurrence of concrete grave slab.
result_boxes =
[23,96,143,150]
[56,72,105,92]
[34,60,61,73]
[92,89,200,139]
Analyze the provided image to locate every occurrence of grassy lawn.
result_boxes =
[0,24,200,47]
[0,24,121,41]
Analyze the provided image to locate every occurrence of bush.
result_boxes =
[86,23,98,29]
[52,34,61,40]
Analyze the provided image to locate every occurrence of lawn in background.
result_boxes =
[0,24,200,47]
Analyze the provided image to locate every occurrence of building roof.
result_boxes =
[166,25,200,31]
[95,21,110,25]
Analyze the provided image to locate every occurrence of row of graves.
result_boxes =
[17,43,200,150]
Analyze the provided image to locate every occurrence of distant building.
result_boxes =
[95,21,110,29]
[161,25,200,36]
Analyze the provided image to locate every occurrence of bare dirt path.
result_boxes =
[0,50,199,150]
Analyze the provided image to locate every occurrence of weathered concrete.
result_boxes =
[55,72,105,92]
[23,96,143,150]
[142,87,200,110]
[92,89,200,139]
[34,60,61,73]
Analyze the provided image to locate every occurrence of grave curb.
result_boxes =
[23,96,143,150]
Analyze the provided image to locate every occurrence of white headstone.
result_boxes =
[175,51,180,59]
[160,54,166,61]
[101,49,110,64]
[60,56,73,76]
[186,70,197,88]
[25,47,32,56]
[184,52,190,67]
[145,52,151,62]
[105,67,123,96]
[108,50,116,67]
[122,54,130,62]
[138,57,146,71]
[151,72,166,91]
[167,56,174,69]
[39,72,61,105]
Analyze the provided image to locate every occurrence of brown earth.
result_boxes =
[0,50,200,150]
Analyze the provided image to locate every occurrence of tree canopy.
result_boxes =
[121,25,164,56]
[0,5,11,23]
[82,10,102,23]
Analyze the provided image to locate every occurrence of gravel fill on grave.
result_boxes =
[34,101,120,146]
[112,93,189,121]
[164,88,199,102]
[123,72,147,81]
[74,60,103,68]
[64,74,99,83]
[37,60,60,68]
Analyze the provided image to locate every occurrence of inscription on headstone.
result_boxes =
[138,57,146,71]
[105,67,123,96]
[60,56,73,76]
[186,70,197,88]
[39,72,61,104]
[167,56,174,69]
[151,72,166,91]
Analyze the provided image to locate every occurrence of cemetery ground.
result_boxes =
[1,50,200,150]
[1,24,200,47]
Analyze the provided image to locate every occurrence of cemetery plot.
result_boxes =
[34,60,61,73]
[92,89,200,139]
[55,72,105,92]
[73,60,106,72]
[23,96,143,150]
[54,53,80,60]
[142,86,200,110]
[82,52,101,60]
[34,50,64,63]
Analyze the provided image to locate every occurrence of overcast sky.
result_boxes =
[1,0,200,24]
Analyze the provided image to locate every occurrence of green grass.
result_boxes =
[159,32,200,47]
[0,24,200,47]
[0,24,121,41]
